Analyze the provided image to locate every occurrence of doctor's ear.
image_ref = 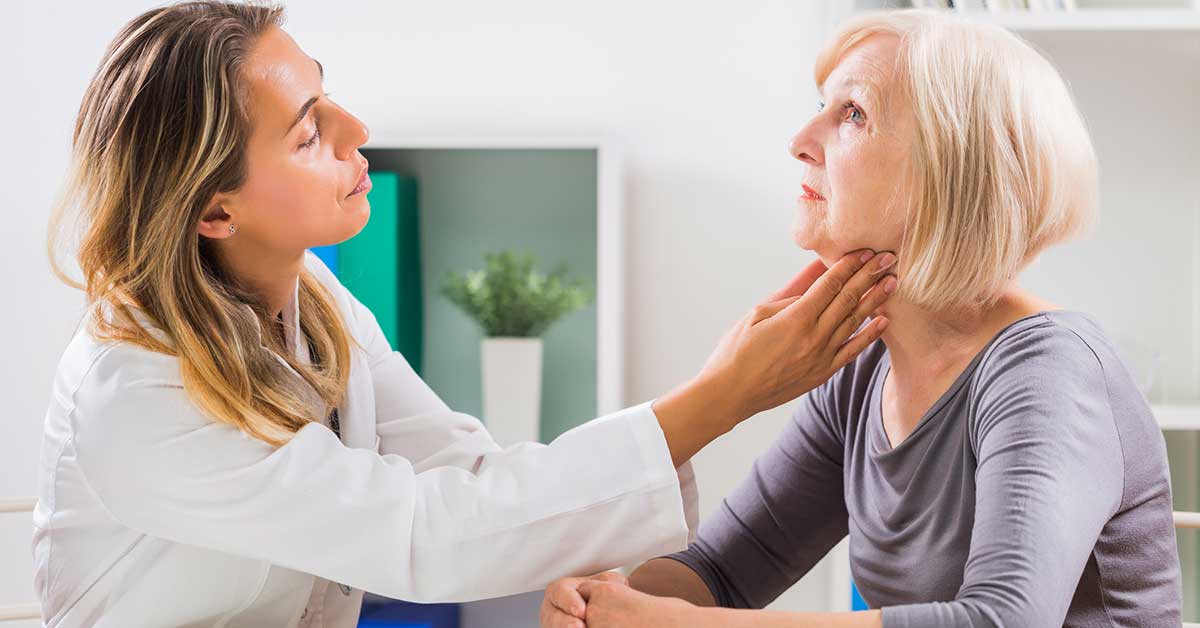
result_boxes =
[197,198,237,240]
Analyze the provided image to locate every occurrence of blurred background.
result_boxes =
[3,0,1199,626]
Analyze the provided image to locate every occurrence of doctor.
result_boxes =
[34,2,897,627]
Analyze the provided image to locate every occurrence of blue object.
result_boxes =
[358,599,459,628]
[310,245,339,274]
[851,580,868,611]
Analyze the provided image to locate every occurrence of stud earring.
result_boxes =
[229,224,236,235]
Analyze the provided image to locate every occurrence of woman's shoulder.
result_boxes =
[973,310,1109,385]
[48,317,191,453]
[59,306,181,388]
[966,310,1152,436]
[65,318,181,392]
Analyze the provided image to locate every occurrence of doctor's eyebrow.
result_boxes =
[284,58,326,137]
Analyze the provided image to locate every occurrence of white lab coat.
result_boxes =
[32,250,698,628]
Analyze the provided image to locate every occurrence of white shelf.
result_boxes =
[852,3,1200,31]
[1154,404,1200,431]
[848,5,1200,58]
[957,9,1200,31]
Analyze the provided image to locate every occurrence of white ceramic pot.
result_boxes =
[481,337,543,446]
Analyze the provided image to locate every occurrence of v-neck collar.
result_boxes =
[869,310,1057,455]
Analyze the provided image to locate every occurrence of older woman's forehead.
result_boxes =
[822,73,880,97]
[820,36,899,96]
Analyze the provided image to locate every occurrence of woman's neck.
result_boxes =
[214,241,304,320]
[875,285,1058,445]
[879,284,1055,379]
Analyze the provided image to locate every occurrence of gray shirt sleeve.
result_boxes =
[882,330,1123,628]
[663,381,850,608]
[665,326,1126,627]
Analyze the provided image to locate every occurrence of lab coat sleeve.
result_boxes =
[70,343,695,603]
[307,250,700,542]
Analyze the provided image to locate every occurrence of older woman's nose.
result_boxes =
[790,129,823,166]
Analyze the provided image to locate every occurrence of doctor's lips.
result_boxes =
[800,184,826,202]
[347,165,372,198]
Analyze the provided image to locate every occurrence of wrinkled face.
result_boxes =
[789,34,914,266]
[201,26,372,255]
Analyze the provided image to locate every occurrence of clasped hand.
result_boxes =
[540,572,699,628]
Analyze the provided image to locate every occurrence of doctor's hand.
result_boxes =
[653,249,897,466]
[576,579,701,628]
[541,571,628,628]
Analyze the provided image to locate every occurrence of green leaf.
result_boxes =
[439,250,592,337]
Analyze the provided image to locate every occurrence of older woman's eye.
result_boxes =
[843,102,866,125]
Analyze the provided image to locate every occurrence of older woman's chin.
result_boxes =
[790,225,820,251]
[789,229,838,266]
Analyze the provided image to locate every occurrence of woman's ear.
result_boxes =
[197,195,236,239]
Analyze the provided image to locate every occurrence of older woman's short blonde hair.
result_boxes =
[816,10,1098,310]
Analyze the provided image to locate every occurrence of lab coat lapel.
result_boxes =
[285,273,377,452]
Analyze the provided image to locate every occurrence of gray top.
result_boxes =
[667,311,1181,627]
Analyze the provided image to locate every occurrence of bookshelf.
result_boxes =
[962,9,1200,30]
[849,3,1200,35]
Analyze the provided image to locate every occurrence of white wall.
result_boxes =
[3,0,842,624]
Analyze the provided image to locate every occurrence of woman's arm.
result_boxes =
[570,325,1129,628]
[71,346,700,604]
[331,248,898,470]
[542,378,853,626]
[873,327,1126,627]
[628,558,717,606]
[74,250,891,606]
[573,580,883,628]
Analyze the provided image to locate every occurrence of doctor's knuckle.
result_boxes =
[824,273,846,296]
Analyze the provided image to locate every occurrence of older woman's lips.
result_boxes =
[800,184,826,202]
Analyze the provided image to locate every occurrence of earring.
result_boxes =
[228,224,236,235]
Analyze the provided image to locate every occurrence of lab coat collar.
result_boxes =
[280,272,306,363]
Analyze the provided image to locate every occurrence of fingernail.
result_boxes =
[883,276,898,294]
[860,250,876,264]
[878,317,890,331]
[876,253,896,270]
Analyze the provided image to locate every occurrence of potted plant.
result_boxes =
[440,250,591,445]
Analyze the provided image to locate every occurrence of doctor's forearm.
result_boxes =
[651,375,742,467]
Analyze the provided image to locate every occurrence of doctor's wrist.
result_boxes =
[686,371,750,427]
[652,375,741,467]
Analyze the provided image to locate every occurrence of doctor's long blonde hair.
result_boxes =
[47,1,353,446]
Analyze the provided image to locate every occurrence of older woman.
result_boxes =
[541,9,1181,628]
